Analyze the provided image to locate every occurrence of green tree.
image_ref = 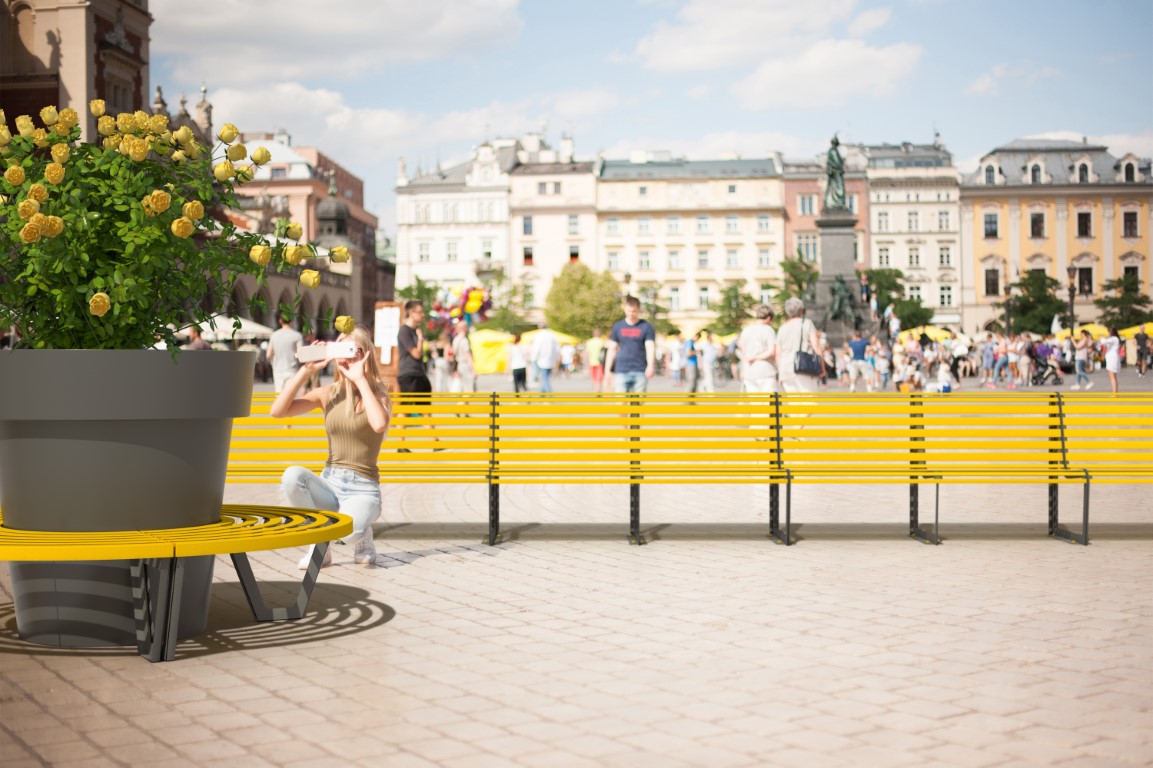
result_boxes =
[864,268,906,316]
[395,275,445,339]
[893,298,934,330]
[636,282,679,335]
[544,262,622,339]
[769,249,820,311]
[1094,273,1153,330]
[707,281,758,335]
[998,271,1066,334]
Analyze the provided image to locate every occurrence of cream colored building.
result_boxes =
[960,138,1153,332]
[595,152,786,335]
[864,139,962,326]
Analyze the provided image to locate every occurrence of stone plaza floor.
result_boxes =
[1,368,1150,767]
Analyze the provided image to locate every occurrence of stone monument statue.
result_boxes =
[823,135,847,211]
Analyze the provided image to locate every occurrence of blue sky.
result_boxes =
[150,0,1153,232]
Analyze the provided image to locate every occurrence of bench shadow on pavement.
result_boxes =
[380,521,1153,543]
[0,584,394,662]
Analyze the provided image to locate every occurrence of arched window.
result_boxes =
[985,166,995,185]
[1125,163,1135,183]
[1031,165,1041,184]
[1078,164,1089,183]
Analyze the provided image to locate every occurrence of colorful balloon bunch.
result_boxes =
[427,285,492,333]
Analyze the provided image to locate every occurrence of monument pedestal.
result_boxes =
[813,208,860,350]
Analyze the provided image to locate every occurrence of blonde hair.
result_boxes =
[329,325,390,410]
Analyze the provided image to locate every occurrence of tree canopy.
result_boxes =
[707,282,758,335]
[544,262,623,339]
[1094,273,1153,330]
[998,271,1067,334]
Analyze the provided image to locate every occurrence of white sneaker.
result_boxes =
[353,529,379,566]
[1070,384,1080,390]
[298,544,333,571]
[1085,381,1094,390]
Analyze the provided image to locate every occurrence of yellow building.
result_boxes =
[960,138,1152,333]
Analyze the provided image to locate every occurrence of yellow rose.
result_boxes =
[284,244,307,265]
[45,163,65,185]
[89,99,106,118]
[57,107,79,128]
[186,142,204,160]
[116,113,136,134]
[226,143,247,161]
[133,110,150,124]
[32,128,49,147]
[234,165,254,183]
[149,189,172,214]
[334,316,355,335]
[129,143,148,162]
[15,115,35,137]
[102,136,120,150]
[140,195,157,216]
[19,221,42,243]
[172,125,193,145]
[330,245,350,263]
[0,126,10,146]
[54,123,70,137]
[299,270,321,289]
[89,292,111,318]
[50,143,70,164]
[4,165,26,185]
[171,150,187,164]
[148,114,169,135]
[29,212,48,230]
[39,106,59,126]
[249,244,272,266]
[213,161,234,182]
[28,183,48,202]
[17,198,39,220]
[97,116,116,136]
[218,123,239,143]
[284,221,303,240]
[44,215,64,237]
[182,200,204,220]
[170,216,195,238]
[251,146,271,166]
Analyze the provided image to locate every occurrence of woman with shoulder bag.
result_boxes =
[776,297,825,393]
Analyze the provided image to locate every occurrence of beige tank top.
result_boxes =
[324,385,386,482]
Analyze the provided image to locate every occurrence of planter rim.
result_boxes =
[0,349,256,421]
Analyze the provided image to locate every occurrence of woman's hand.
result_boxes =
[341,352,368,383]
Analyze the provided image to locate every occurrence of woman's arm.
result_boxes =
[269,363,326,418]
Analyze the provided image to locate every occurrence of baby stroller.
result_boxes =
[1032,358,1064,386]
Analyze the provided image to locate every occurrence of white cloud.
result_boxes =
[601,130,823,162]
[965,65,1006,96]
[1023,65,1060,87]
[635,0,860,72]
[847,7,891,36]
[732,39,922,110]
[151,0,523,84]
[967,64,1059,96]
[686,84,711,100]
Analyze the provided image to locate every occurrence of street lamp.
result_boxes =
[1066,264,1077,334]
[1003,275,1013,336]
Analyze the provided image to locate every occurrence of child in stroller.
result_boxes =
[1031,352,1064,386]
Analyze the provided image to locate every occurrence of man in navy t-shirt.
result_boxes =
[844,330,872,392]
[605,296,656,393]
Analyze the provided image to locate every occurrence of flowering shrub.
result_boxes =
[0,102,344,349]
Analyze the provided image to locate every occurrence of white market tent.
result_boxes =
[190,314,275,341]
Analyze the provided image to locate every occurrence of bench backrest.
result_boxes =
[1061,393,1153,482]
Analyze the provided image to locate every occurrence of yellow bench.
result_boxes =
[1063,394,1153,486]
[0,504,351,662]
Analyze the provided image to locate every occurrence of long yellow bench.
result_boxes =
[0,504,351,662]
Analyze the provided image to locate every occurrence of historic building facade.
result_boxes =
[863,139,961,326]
[960,138,1152,332]
[596,152,787,335]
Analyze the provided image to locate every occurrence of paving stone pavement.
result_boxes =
[2,475,1150,767]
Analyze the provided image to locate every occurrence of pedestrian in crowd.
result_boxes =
[507,333,528,393]
[450,323,475,392]
[1071,330,1093,390]
[396,300,432,451]
[1016,332,1033,387]
[1102,327,1122,394]
[560,343,575,377]
[585,328,607,393]
[980,333,996,387]
[992,333,1012,388]
[431,340,450,392]
[268,314,304,392]
[776,297,824,393]
[1134,327,1149,378]
[529,322,561,393]
[271,325,391,570]
[844,329,872,393]
[737,304,778,393]
[668,332,684,386]
[699,331,718,392]
[184,325,212,351]
[683,332,700,392]
[604,295,656,393]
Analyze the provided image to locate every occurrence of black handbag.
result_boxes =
[793,319,823,376]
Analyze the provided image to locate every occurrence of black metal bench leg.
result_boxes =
[231,543,329,622]
[131,559,156,660]
[769,485,779,535]
[139,557,182,663]
[628,484,645,545]
[1050,478,1090,546]
[770,479,792,545]
[909,483,940,545]
[485,481,502,545]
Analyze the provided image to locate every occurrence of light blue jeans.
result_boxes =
[614,370,648,393]
[1075,359,1090,386]
[281,466,381,544]
[536,364,553,392]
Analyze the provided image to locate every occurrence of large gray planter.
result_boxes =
[0,349,256,647]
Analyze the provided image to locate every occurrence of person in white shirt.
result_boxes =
[507,334,528,392]
[529,323,561,393]
[737,305,778,392]
[268,315,304,392]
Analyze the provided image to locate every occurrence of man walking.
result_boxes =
[397,300,431,398]
[699,331,718,392]
[268,314,303,392]
[604,296,656,393]
[1136,327,1149,378]
[529,322,561,393]
[844,330,873,392]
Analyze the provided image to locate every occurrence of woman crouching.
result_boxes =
[270,325,391,568]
